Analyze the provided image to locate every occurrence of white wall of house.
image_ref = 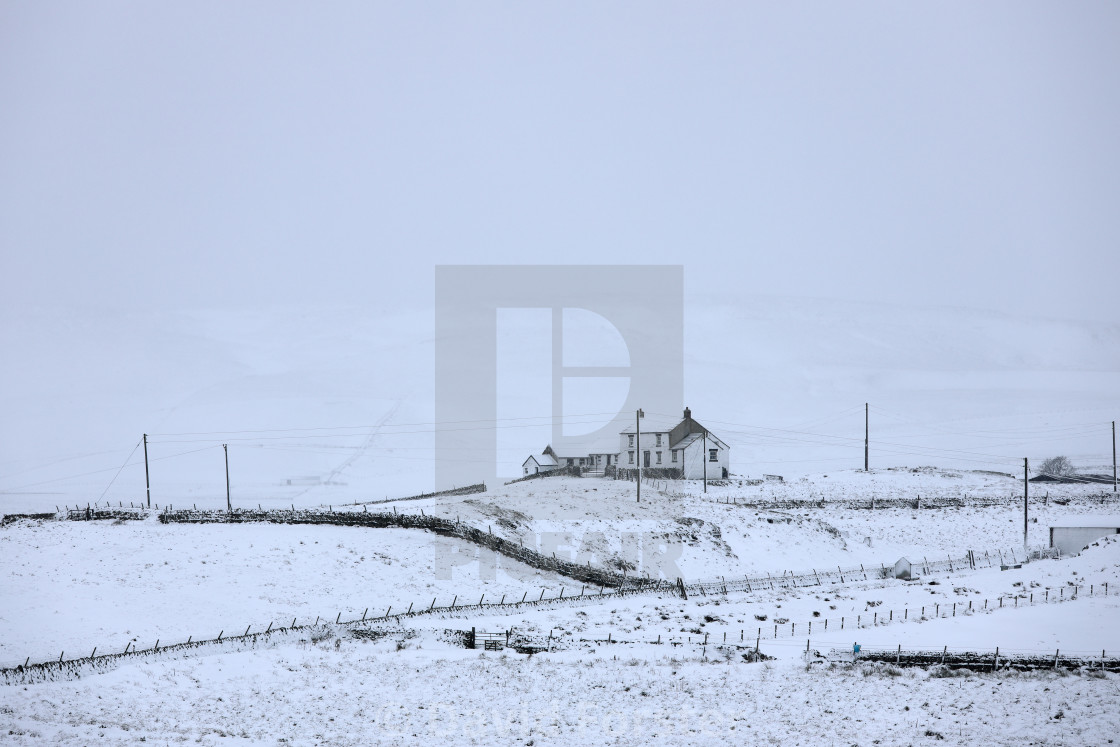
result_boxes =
[681,437,728,480]
[522,455,556,476]
[619,430,671,468]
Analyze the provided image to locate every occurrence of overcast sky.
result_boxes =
[2,2,1118,321]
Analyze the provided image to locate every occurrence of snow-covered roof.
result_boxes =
[1049,515,1120,528]
[674,432,703,449]
[674,431,728,450]
[618,415,680,434]
[523,453,558,467]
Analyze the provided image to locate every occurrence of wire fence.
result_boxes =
[664,580,1115,651]
[0,581,666,683]
[483,579,1118,670]
[700,491,1119,511]
[3,555,1110,684]
[826,645,1120,672]
[682,545,1059,597]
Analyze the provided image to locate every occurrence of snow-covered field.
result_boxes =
[5,641,1119,746]
[3,472,1119,745]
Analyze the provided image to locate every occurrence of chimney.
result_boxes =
[683,406,691,420]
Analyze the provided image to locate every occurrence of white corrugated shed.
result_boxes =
[1049,515,1120,556]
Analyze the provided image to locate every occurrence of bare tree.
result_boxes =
[1037,456,1075,478]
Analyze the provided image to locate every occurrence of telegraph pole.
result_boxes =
[1023,457,1029,552]
[224,444,231,512]
[143,433,151,509]
[1112,420,1116,493]
[702,431,708,493]
[636,408,644,503]
[864,403,869,472]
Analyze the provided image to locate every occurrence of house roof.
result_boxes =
[674,431,728,450]
[618,415,680,435]
[1049,515,1120,528]
[523,452,558,467]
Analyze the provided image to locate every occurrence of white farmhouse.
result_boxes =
[618,407,729,480]
[520,408,730,480]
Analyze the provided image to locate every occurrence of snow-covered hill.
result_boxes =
[2,297,1117,514]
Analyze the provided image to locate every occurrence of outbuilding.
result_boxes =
[1049,516,1120,556]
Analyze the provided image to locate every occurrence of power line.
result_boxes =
[95,439,142,504]
[146,410,626,438]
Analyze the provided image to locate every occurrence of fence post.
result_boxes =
[1054,649,1059,669]
[941,646,946,665]
[896,644,900,665]
[993,647,999,672]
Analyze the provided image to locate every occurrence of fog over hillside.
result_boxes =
[2,293,1115,512]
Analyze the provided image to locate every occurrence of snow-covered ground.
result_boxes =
[2,473,1119,744]
[5,642,1119,746]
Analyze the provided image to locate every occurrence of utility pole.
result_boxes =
[702,431,708,493]
[224,444,231,512]
[864,403,869,472]
[636,408,644,503]
[1023,457,1029,553]
[143,433,151,509]
[1113,420,1116,493]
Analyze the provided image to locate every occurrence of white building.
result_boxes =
[521,445,593,476]
[617,407,729,480]
[1049,516,1120,556]
[521,448,558,476]
[521,407,730,480]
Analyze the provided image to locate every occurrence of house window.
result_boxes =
[709,448,718,462]
[628,451,634,464]
[628,434,634,447]
[656,434,662,447]
[671,450,678,463]
[656,451,662,464]
[524,467,528,475]
[567,458,574,466]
